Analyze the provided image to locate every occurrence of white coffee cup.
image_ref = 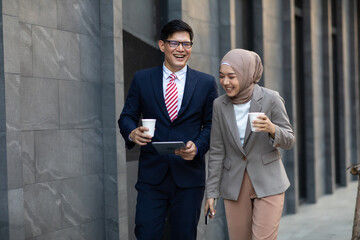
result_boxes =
[141,119,156,137]
[248,112,265,132]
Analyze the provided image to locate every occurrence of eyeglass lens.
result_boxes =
[166,40,193,49]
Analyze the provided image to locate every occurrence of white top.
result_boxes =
[233,101,251,145]
[162,64,187,113]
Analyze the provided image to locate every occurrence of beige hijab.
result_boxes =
[220,49,263,104]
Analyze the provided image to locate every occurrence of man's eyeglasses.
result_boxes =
[164,40,193,49]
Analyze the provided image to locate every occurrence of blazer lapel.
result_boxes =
[222,97,246,155]
[177,66,197,118]
[244,84,263,145]
[150,67,170,121]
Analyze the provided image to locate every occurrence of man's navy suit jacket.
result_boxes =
[118,66,218,188]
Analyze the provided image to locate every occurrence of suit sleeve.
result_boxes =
[193,76,218,160]
[206,100,224,199]
[118,73,141,150]
[270,92,295,150]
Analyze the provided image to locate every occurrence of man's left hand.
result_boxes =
[175,141,197,160]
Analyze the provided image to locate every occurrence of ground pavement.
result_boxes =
[278,180,358,240]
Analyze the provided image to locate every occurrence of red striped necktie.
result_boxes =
[165,73,178,122]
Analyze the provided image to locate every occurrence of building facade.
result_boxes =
[0,0,359,239]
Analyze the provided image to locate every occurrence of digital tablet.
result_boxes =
[152,141,186,155]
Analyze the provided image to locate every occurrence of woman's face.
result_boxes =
[219,64,240,97]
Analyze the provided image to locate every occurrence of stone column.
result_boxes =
[0,0,125,239]
[281,0,298,214]
[309,0,327,200]
[340,0,354,184]
[101,0,128,239]
[335,0,348,187]
[345,0,358,172]
[322,0,336,194]
[0,3,9,239]
[355,0,360,170]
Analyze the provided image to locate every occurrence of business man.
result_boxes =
[118,20,218,240]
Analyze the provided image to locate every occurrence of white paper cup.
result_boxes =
[248,112,265,132]
[141,119,156,137]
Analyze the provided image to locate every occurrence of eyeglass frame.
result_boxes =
[163,40,193,49]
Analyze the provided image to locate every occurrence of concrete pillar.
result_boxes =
[310,0,327,199]
[0,3,9,238]
[102,0,128,239]
[253,0,264,86]
[322,0,336,194]
[355,0,360,169]
[113,0,128,236]
[334,0,348,187]
[339,0,354,185]
[281,0,298,214]
[218,0,231,56]
[168,0,182,20]
[300,0,317,203]
[345,0,358,170]
[183,0,220,79]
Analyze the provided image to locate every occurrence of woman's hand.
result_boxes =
[205,198,216,219]
[252,115,276,138]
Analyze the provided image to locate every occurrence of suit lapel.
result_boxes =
[177,66,197,118]
[150,67,170,121]
[222,97,246,155]
[244,84,263,145]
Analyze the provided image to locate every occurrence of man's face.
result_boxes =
[158,31,192,73]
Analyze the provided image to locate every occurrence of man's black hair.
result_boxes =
[160,19,194,41]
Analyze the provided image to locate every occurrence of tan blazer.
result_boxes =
[206,84,295,200]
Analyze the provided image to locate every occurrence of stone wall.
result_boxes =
[0,0,125,239]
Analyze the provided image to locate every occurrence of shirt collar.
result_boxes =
[162,63,187,80]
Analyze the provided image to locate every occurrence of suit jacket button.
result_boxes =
[243,156,247,161]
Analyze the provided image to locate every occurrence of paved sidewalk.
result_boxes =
[278,180,358,240]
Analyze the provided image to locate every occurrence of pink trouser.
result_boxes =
[224,171,285,240]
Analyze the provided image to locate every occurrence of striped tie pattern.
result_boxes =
[165,73,178,122]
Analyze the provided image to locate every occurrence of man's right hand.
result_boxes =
[129,127,153,145]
